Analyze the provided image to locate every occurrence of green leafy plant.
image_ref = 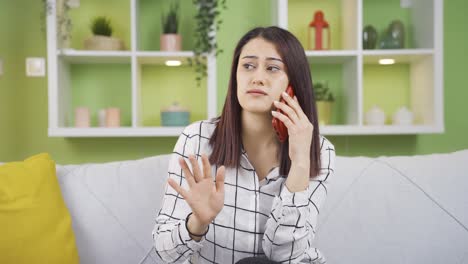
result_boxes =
[189,0,227,87]
[91,16,113,37]
[313,81,335,102]
[161,1,179,34]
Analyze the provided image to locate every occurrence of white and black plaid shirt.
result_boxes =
[153,119,335,264]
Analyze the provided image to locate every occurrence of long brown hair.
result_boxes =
[209,26,322,178]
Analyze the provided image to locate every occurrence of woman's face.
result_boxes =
[236,37,289,114]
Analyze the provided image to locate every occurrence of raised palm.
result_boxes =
[168,154,225,226]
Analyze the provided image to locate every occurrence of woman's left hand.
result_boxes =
[272,91,314,165]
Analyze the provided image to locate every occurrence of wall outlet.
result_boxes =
[26,57,46,77]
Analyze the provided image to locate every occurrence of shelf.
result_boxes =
[362,49,434,56]
[137,63,208,127]
[57,50,199,65]
[58,49,132,63]
[305,50,358,63]
[48,124,444,137]
[46,0,442,137]
[67,0,131,50]
[61,63,132,128]
[362,0,435,49]
[320,125,444,135]
[49,127,185,137]
[136,51,196,65]
[309,55,359,125]
[363,49,434,64]
[137,0,198,51]
[283,0,359,50]
[47,0,217,137]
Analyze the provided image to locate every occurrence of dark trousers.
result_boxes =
[235,257,280,264]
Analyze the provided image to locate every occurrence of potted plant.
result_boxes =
[84,16,124,50]
[313,81,335,125]
[189,0,227,87]
[160,1,181,51]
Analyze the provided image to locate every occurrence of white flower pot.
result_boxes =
[83,35,125,51]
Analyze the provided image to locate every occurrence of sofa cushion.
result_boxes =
[315,153,468,264]
[0,153,79,264]
[380,149,468,229]
[56,154,171,264]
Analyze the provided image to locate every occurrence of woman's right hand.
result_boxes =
[168,154,226,228]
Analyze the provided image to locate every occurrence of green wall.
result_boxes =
[0,2,14,159]
[0,0,467,164]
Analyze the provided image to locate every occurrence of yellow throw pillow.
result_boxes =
[0,153,79,264]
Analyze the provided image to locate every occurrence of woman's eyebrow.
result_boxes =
[241,55,283,63]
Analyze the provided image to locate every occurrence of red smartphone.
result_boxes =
[272,85,295,142]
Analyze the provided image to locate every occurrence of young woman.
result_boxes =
[153,26,335,264]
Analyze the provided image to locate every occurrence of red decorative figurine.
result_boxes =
[308,10,330,50]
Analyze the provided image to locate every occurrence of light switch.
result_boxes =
[26,57,46,77]
[0,58,3,76]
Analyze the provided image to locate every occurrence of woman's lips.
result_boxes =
[247,89,267,95]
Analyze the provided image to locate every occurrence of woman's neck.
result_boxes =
[241,111,280,150]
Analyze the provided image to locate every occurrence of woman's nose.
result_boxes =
[252,78,265,85]
[252,70,267,86]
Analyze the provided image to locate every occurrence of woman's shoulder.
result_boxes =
[317,135,336,178]
[318,135,335,153]
[181,118,219,138]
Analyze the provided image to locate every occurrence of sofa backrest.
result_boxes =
[56,150,468,264]
[316,150,468,264]
[57,155,171,264]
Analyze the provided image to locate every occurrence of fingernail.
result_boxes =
[271,110,277,115]
[282,91,289,97]
[273,100,279,105]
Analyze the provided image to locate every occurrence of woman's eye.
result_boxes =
[267,65,280,72]
[243,63,255,70]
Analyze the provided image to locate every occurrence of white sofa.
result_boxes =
[56,149,468,264]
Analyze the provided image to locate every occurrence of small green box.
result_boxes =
[161,111,190,126]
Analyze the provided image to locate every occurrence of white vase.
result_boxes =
[365,105,386,125]
[392,106,414,125]
[98,109,107,127]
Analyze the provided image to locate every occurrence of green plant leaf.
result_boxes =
[91,16,112,37]
[191,0,227,87]
[313,81,335,102]
[161,0,180,34]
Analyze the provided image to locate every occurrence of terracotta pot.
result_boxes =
[160,34,182,51]
[83,35,124,51]
[316,101,333,125]
[75,107,90,128]
[105,108,121,127]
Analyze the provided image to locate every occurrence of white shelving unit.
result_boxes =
[273,0,444,135]
[47,0,444,137]
[46,0,217,137]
